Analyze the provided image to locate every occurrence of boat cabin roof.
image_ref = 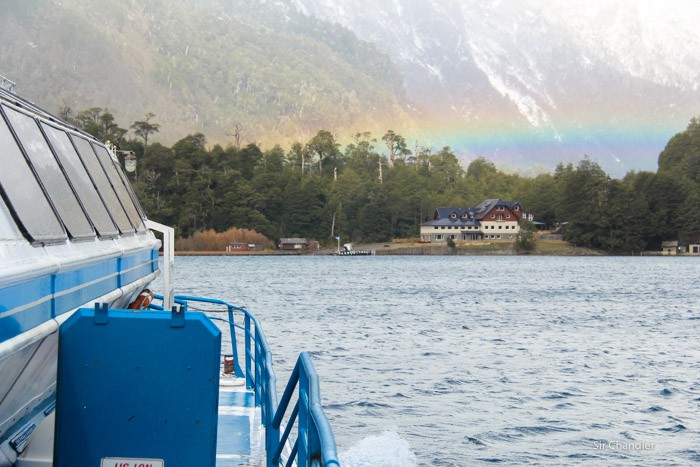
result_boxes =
[0,87,145,246]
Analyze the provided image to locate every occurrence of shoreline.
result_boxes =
[171,239,689,257]
[171,242,644,256]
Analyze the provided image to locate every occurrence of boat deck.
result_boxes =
[14,377,266,466]
[217,378,266,466]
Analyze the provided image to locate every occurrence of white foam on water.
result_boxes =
[339,430,417,467]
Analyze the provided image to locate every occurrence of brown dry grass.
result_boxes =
[175,228,275,251]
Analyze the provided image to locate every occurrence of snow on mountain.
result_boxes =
[550,1,700,91]
[289,0,700,174]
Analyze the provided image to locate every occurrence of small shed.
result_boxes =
[278,238,308,250]
[661,240,679,255]
[688,244,700,255]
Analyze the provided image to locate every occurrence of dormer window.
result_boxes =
[450,212,457,220]
[514,205,520,211]
[461,212,469,220]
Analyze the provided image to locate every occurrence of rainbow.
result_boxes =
[404,119,686,176]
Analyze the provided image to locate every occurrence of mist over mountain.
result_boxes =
[1,0,698,176]
[292,0,700,175]
[0,0,412,145]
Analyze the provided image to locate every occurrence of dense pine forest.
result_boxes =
[72,108,700,253]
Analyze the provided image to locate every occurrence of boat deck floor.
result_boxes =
[217,378,266,466]
[15,377,265,466]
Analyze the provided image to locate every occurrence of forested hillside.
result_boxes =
[0,0,412,145]
[4,0,698,177]
[98,113,700,254]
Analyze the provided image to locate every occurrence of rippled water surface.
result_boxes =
[165,256,700,466]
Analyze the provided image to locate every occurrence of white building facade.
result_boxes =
[420,199,533,242]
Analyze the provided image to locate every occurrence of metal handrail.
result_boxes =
[272,353,340,467]
[151,294,278,431]
[151,294,339,466]
[169,295,278,417]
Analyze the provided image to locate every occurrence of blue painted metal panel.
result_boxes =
[120,250,153,270]
[120,250,158,286]
[120,261,156,286]
[0,249,160,343]
[53,259,119,315]
[54,258,117,292]
[0,276,52,341]
[55,306,221,466]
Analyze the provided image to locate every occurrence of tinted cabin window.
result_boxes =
[0,109,66,243]
[0,196,23,240]
[3,106,95,240]
[42,123,119,238]
[112,159,146,220]
[91,144,144,231]
[71,136,135,235]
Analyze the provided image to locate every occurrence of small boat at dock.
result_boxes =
[334,243,375,256]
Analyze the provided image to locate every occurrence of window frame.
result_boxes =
[41,121,120,239]
[70,134,136,235]
[90,142,145,232]
[3,105,99,241]
[0,104,67,244]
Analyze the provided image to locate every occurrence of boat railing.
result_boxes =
[271,352,340,467]
[150,294,339,467]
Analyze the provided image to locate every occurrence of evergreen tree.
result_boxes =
[515,218,536,254]
[74,104,700,251]
[130,113,160,155]
[382,130,411,167]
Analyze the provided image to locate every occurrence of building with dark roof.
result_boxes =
[278,238,309,250]
[420,199,532,242]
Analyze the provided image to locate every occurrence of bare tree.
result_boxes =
[227,122,246,149]
[57,100,73,123]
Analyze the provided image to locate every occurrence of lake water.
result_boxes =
[164,255,699,466]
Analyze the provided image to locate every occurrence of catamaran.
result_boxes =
[0,77,338,467]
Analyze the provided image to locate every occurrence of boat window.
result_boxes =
[0,190,24,240]
[71,135,135,235]
[91,143,145,231]
[3,106,95,240]
[111,158,147,221]
[0,109,66,243]
[42,123,119,238]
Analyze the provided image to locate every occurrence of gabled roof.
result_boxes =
[474,199,522,218]
[422,199,525,227]
[421,217,480,227]
[433,207,478,220]
[279,237,308,244]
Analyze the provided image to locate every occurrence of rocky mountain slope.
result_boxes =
[2,0,698,174]
[0,0,413,145]
[291,0,700,174]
